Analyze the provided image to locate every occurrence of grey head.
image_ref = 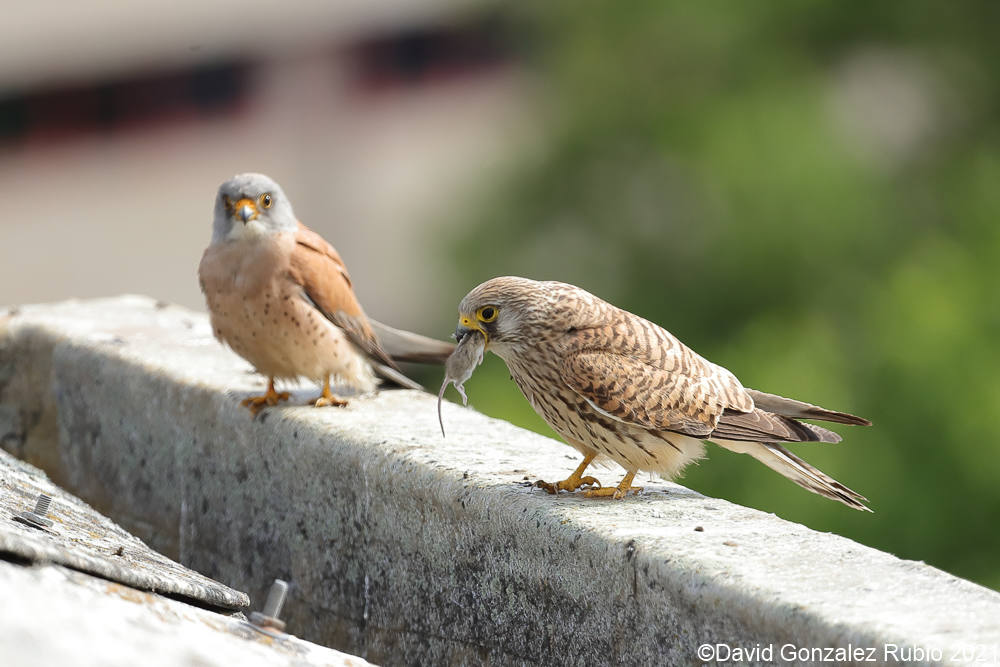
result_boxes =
[211,172,298,244]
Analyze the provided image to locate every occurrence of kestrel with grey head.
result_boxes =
[453,276,871,510]
[199,172,453,415]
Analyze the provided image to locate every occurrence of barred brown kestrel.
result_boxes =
[454,276,872,510]
[199,173,453,416]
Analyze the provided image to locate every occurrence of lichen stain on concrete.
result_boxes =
[105,581,155,605]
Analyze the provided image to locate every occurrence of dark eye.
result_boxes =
[259,193,273,209]
[477,306,498,322]
[222,195,232,210]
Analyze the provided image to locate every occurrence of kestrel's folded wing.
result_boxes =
[562,351,844,443]
[289,222,399,372]
[711,407,844,443]
[743,389,871,426]
[712,389,870,443]
[561,348,747,438]
[561,316,864,443]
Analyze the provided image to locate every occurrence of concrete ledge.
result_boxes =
[0,449,371,667]
[2,296,999,665]
[0,560,372,667]
[0,446,248,610]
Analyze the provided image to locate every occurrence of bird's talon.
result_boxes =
[533,474,604,495]
[583,483,643,500]
[313,395,348,408]
[533,453,606,495]
[313,376,348,408]
[534,480,559,495]
[581,470,641,499]
[240,398,267,417]
[240,382,290,416]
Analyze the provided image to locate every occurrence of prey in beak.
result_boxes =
[438,322,487,437]
[455,314,488,345]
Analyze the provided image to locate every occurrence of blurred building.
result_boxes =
[0,0,535,331]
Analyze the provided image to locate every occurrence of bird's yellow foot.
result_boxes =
[313,395,348,408]
[240,378,289,416]
[583,484,643,499]
[583,470,642,499]
[534,453,601,494]
[535,475,602,494]
[311,377,348,408]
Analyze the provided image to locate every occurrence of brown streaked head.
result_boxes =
[455,276,608,353]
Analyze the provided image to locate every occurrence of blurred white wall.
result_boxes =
[0,1,536,334]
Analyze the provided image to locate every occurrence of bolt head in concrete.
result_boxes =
[14,511,53,530]
[248,612,287,633]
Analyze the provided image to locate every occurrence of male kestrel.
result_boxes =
[454,276,872,510]
[199,173,453,415]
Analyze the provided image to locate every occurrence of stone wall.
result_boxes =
[2,296,998,665]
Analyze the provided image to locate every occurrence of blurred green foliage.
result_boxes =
[449,1,1000,590]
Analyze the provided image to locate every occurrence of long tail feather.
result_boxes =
[745,389,871,426]
[713,439,871,511]
[370,319,455,364]
[373,362,424,391]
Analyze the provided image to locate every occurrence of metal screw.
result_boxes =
[33,494,52,516]
[249,579,288,632]
[15,493,54,529]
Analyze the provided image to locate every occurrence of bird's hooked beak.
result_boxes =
[456,314,488,345]
[232,198,259,223]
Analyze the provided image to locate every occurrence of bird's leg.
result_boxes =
[583,469,643,499]
[313,376,349,408]
[240,377,291,416]
[535,453,602,494]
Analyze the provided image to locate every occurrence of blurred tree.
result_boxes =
[448,0,1000,590]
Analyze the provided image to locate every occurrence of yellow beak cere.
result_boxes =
[232,198,259,222]
[458,315,488,344]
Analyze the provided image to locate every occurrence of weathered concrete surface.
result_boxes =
[0,560,373,667]
[2,296,1000,666]
[0,447,248,609]
[0,418,370,666]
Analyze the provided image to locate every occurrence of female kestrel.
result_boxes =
[199,173,453,415]
[453,276,872,510]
